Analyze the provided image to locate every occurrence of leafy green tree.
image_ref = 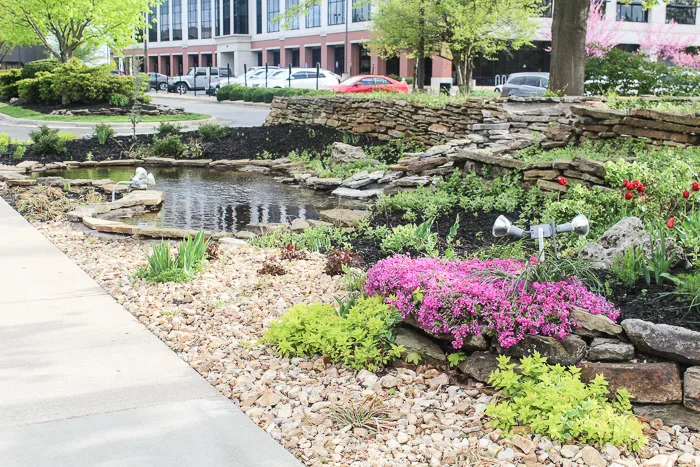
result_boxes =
[0,0,157,62]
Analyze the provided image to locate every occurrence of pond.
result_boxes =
[36,167,339,232]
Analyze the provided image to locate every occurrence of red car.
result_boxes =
[330,75,409,94]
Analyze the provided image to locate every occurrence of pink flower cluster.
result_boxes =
[365,255,620,349]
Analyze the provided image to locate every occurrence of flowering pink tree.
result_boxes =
[543,0,621,57]
[638,20,700,70]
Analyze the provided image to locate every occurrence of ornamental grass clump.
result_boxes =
[486,352,647,451]
[365,255,619,349]
[136,232,209,282]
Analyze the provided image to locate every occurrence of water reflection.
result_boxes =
[37,166,337,232]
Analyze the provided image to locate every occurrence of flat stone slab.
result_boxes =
[634,404,700,432]
[133,226,230,239]
[319,208,368,227]
[0,172,29,181]
[622,319,700,365]
[82,217,136,235]
[67,190,163,222]
[580,362,682,404]
[331,187,384,199]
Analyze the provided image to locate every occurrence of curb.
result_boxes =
[150,93,271,109]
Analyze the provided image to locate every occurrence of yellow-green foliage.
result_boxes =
[486,352,647,451]
[264,296,404,371]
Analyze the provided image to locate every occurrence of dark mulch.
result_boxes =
[0,124,382,165]
[351,208,523,265]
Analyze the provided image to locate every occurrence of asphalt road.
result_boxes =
[0,96,270,140]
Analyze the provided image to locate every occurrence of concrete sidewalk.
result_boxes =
[0,198,301,467]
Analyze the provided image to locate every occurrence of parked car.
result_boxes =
[500,72,549,97]
[168,67,232,93]
[229,66,280,86]
[148,72,169,91]
[330,75,409,94]
[110,70,126,76]
[265,68,340,89]
[246,69,287,88]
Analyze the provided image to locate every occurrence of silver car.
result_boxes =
[500,72,549,97]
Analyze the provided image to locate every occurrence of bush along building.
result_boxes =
[122,0,700,90]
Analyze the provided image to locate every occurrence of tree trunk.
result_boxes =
[416,5,426,90]
[550,0,589,96]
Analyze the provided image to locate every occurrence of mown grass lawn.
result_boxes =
[0,103,210,123]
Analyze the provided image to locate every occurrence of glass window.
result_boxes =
[256,0,262,33]
[617,1,648,22]
[306,0,321,27]
[215,0,220,35]
[234,0,249,33]
[223,0,231,34]
[542,77,549,87]
[160,0,170,41]
[360,78,374,85]
[172,0,182,40]
[201,0,212,38]
[188,0,198,39]
[267,0,280,32]
[148,7,158,42]
[523,76,541,86]
[328,0,345,25]
[508,76,525,85]
[286,0,299,29]
[375,78,391,85]
[352,0,370,22]
[538,0,553,18]
[667,0,696,24]
[292,72,307,79]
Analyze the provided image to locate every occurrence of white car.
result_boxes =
[265,68,340,89]
[247,69,288,87]
[228,66,280,86]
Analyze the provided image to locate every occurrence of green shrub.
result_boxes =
[0,69,22,99]
[29,125,67,155]
[20,59,61,79]
[151,134,184,158]
[380,219,439,256]
[249,225,354,252]
[108,93,129,107]
[93,123,115,145]
[198,123,229,140]
[264,296,404,371]
[13,144,26,160]
[17,73,57,104]
[156,122,183,137]
[135,232,209,282]
[365,139,426,165]
[486,352,647,451]
[0,132,9,152]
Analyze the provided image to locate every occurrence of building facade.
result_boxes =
[124,0,700,88]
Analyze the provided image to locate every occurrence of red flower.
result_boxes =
[693,182,700,192]
[668,218,675,228]
[624,181,633,190]
[684,190,691,199]
[632,180,641,189]
[623,179,630,188]
[625,191,634,200]
[637,184,646,193]
[557,176,568,186]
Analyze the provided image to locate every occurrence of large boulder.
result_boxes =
[572,307,622,337]
[587,338,635,361]
[580,362,682,404]
[457,351,500,383]
[579,217,682,270]
[319,208,368,227]
[331,142,367,164]
[497,335,587,366]
[403,316,489,350]
[622,319,700,365]
[634,404,700,432]
[395,328,446,365]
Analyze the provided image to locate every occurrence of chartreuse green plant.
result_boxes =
[486,352,647,451]
[264,296,404,371]
[249,225,354,252]
[610,247,646,288]
[380,218,439,256]
[0,132,9,152]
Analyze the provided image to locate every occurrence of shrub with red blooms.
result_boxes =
[324,249,364,276]
[622,179,645,200]
[258,260,287,276]
[280,243,307,261]
[365,255,619,349]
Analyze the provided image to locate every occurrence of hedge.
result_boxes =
[0,69,22,100]
[217,84,333,103]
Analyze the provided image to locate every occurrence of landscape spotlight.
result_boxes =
[112,167,156,201]
[492,214,590,260]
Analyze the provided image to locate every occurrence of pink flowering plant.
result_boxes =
[365,255,619,349]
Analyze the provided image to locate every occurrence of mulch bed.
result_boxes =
[0,124,383,165]
[614,280,700,332]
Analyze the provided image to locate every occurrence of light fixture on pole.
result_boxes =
[492,214,589,261]
[112,167,156,201]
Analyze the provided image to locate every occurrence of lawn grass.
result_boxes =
[0,103,210,123]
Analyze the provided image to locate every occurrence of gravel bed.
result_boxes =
[32,220,700,467]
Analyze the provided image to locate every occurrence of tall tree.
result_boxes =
[549,0,589,96]
[0,0,157,62]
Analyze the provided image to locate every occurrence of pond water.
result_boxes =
[36,167,339,232]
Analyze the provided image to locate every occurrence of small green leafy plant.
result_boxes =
[156,122,183,137]
[151,134,184,158]
[108,93,129,107]
[380,219,439,256]
[670,272,700,311]
[610,247,645,288]
[198,123,230,140]
[136,232,209,282]
[93,123,115,145]
[264,296,404,371]
[486,352,647,451]
[12,144,26,160]
[29,125,67,155]
[640,228,677,286]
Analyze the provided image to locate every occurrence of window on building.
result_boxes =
[215,0,220,35]
[256,0,262,33]
[667,0,696,24]
[148,7,158,42]
[223,0,231,34]
[201,0,212,38]
[537,0,553,17]
[286,0,299,29]
[188,0,198,39]
[267,0,280,32]
[234,0,249,33]
[617,0,648,22]
[352,0,370,21]
[328,0,345,25]
[160,0,170,41]
[172,0,183,40]
[306,0,321,27]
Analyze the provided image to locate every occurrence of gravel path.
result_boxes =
[33,220,700,467]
